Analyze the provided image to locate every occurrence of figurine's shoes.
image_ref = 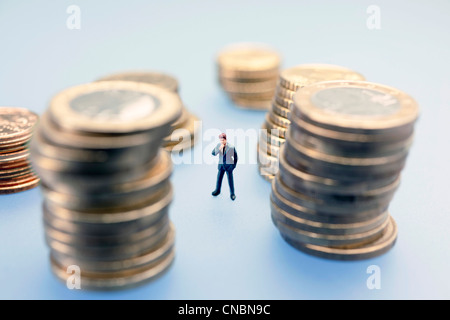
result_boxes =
[230,194,236,201]
[212,190,220,196]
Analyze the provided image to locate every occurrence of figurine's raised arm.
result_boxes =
[212,143,221,156]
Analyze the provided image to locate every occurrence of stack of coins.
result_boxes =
[29,81,183,289]
[217,43,281,110]
[0,107,40,194]
[271,80,419,260]
[258,64,365,182]
[97,71,200,152]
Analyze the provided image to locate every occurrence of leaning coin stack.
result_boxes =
[97,71,200,152]
[29,81,182,289]
[258,64,365,182]
[217,43,281,110]
[271,80,419,260]
[0,107,40,194]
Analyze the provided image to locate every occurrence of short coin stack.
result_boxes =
[258,64,365,182]
[271,80,419,260]
[217,43,281,110]
[0,107,40,194]
[30,81,182,289]
[97,71,200,152]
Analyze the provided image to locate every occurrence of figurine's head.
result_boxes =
[219,133,227,145]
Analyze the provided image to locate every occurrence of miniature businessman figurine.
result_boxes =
[211,133,238,201]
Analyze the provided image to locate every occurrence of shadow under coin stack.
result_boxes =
[29,81,183,289]
[258,64,365,182]
[0,107,40,194]
[217,43,281,110]
[271,80,419,260]
[97,71,200,152]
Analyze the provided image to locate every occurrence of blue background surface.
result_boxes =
[0,0,449,300]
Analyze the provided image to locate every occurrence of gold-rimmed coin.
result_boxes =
[269,111,290,128]
[45,215,170,257]
[260,124,285,147]
[219,78,277,94]
[258,166,276,182]
[274,95,293,109]
[279,64,365,91]
[49,81,183,135]
[50,224,175,273]
[49,224,176,290]
[292,80,419,134]
[289,115,415,157]
[273,209,389,247]
[271,101,290,119]
[30,125,161,176]
[217,43,281,79]
[96,71,179,93]
[258,137,280,157]
[42,173,172,213]
[264,114,287,138]
[278,144,401,196]
[284,133,410,180]
[229,91,275,101]
[270,196,389,236]
[282,216,397,261]
[43,185,172,232]
[273,174,391,219]
[170,108,190,130]
[163,113,200,150]
[275,86,296,101]
[230,97,272,110]
[258,145,279,168]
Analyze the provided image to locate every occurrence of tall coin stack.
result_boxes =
[271,80,419,260]
[30,81,183,289]
[217,43,281,110]
[0,107,40,194]
[258,64,365,182]
[97,71,200,152]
